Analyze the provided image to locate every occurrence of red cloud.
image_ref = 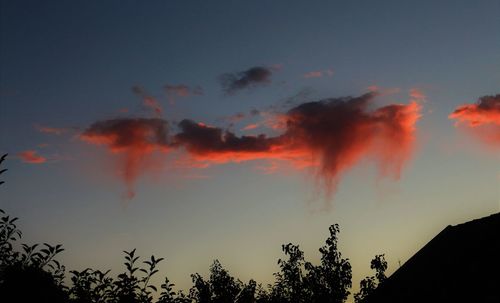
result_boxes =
[282,93,421,198]
[80,92,421,202]
[449,95,500,127]
[172,119,286,164]
[18,150,47,164]
[173,93,421,204]
[449,94,500,147]
[80,118,169,198]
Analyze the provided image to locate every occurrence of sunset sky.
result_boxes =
[1,0,499,298]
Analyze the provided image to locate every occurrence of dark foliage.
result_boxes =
[353,255,387,303]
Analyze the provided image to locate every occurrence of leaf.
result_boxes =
[148,285,157,292]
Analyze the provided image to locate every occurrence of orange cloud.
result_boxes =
[242,123,259,131]
[173,93,421,204]
[449,94,500,147]
[80,118,169,198]
[449,95,500,127]
[283,93,421,199]
[80,92,421,202]
[18,150,47,164]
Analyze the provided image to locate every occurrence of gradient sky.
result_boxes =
[1,0,499,300]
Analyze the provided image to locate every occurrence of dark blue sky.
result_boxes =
[1,0,499,298]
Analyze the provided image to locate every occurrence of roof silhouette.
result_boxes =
[367,212,500,303]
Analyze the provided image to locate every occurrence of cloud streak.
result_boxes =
[18,150,47,164]
[132,86,163,117]
[220,66,273,94]
[35,125,70,135]
[164,84,203,103]
[303,69,334,79]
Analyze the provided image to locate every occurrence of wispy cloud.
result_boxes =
[164,84,203,103]
[219,66,273,94]
[242,123,259,131]
[409,88,427,103]
[303,69,334,79]
[18,150,47,164]
[172,92,422,206]
[78,90,422,204]
[80,118,170,198]
[132,85,163,117]
[35,125,70,135]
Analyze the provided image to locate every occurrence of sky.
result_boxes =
[1,0,499,299]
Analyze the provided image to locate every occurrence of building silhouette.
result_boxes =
[368,212,500,303]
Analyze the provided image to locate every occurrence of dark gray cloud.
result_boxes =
[173,119,275,155]
[219,66,272,94]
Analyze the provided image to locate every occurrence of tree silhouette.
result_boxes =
[69,268,115,303]
[271,243,307,302]
[304,224,352,303]
[0,154,389,303]
[190,272,212,303]
[0,205,384,303]
[189,259,247,303]
[266,224,352,303]
[0,201,67,303]
[354,254,387,303]
[208,260,242,302]
[235,279,257,303]
[158,277,191,303]
[1,153,68,303]
[0,154,7,186]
